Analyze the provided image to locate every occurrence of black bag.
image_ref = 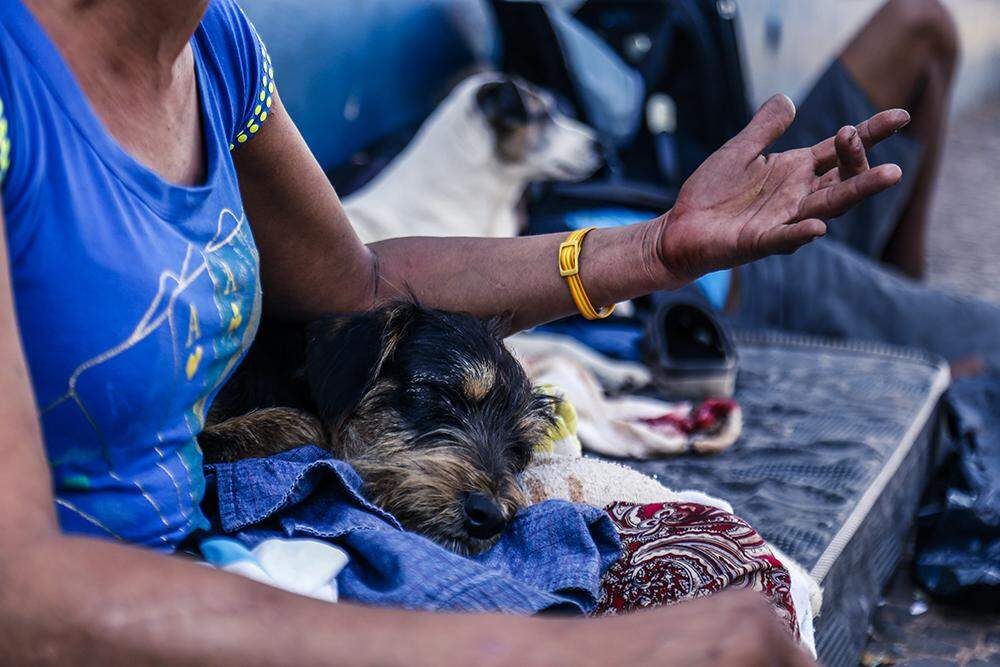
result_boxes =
[490,0,752,216]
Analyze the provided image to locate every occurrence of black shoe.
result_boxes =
[643,298,739,400]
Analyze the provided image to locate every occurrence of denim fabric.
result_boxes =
[916,373,1000,601]
[202,446,621,614]
[730,239,1000,371]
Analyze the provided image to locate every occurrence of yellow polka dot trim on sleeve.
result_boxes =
[0,98,10,185]
[230,37,274,151]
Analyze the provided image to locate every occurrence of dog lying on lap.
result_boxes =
[203,73,608,556]
[200,302,556,556]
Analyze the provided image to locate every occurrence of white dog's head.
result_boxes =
[467,75,603,182]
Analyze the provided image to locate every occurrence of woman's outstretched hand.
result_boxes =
[655,94,910,283]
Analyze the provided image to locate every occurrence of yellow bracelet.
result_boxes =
[558,226,616,320]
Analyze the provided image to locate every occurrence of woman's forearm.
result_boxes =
[241,93,906,328]
[0,534,547,666]
[236,97,682,328]
[366,215,679,331]
[1,533,815,667]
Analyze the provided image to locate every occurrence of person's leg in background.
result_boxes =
[761,0,958,270]
[720,0,978,369]
[729,240,1000,374]
[839,0,960,279]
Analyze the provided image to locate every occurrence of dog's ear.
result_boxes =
[305,303,417,426]
[476,79,529,131]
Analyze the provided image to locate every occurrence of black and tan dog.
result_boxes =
[200,302,555,555]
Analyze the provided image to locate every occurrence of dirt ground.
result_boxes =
[926,97,1000,304]
[860,96,1000,667]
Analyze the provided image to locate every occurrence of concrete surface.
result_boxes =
[925,94,1000,303]
[862,559,1000,667]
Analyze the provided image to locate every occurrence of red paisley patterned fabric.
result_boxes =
[596,502,799,641]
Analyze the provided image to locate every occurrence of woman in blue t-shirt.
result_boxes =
[0,0,907,663]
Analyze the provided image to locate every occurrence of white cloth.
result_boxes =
[508,332,741,458]
[201,537,349,603]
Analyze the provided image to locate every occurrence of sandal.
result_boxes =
[642,298,739,399]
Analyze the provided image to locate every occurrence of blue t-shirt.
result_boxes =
[0,0,275,550]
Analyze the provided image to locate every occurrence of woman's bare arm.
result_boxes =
[236,93,907,330]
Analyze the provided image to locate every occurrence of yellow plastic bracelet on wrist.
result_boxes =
[558,226,616,320]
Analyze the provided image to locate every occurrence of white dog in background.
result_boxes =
[343,72,603,242]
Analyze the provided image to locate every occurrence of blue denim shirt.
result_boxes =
[202,446,621,614]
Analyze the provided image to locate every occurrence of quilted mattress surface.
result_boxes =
[623,332,950,667]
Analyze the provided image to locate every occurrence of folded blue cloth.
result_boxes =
[202,446,621,614]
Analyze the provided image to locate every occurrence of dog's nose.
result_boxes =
[463,493,507,540]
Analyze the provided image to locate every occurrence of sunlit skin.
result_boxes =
[0,1,909,664]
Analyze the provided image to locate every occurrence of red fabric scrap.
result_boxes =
[596,501,799,642]
[639,398,737,435]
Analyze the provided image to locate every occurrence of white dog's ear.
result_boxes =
[475,79,528,132]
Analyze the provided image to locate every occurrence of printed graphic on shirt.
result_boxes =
[40,207,261,545]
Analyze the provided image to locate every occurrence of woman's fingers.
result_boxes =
[811,108,910,173]
[816,166,840,190]
[835,125,869,181]
[856,107,910,150]
[799,163,902,221]
[727,94,797,163]
[761,218,828,255]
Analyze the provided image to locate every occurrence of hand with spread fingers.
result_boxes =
[656,93,910,283]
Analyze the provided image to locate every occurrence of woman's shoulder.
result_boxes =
[197,0,267,82]
[199,0,259,47]
[196,0,275,149]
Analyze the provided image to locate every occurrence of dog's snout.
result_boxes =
[462,492,507,540]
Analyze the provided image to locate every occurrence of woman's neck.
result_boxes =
[25,0,209,84]
[23,0,211,186]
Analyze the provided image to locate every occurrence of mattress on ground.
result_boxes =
[621,331,950,667]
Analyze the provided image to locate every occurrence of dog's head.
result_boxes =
[470,75,602,181]
[305,302,555,555]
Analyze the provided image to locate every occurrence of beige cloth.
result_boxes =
[508,332,742,458]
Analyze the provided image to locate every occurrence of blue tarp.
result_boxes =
[916,374,1000,606]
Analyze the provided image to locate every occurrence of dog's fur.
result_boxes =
[200,303,556,555]
[344,72,602,243]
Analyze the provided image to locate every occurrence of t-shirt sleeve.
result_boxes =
[0,73,24,203]
[0,47,31,249]
[0,32,31,210]
[0,94,10,188]
[0,45,14,192]
[199,0,276,151]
